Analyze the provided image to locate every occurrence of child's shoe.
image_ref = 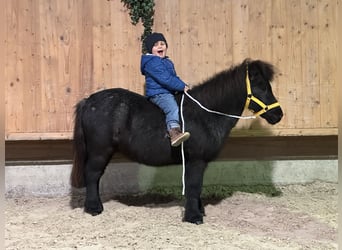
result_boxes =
[169,128,190,147]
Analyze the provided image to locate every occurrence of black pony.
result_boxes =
[71,59,283,224]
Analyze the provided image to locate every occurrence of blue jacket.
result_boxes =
[140,54,186,97]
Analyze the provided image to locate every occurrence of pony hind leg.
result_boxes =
[84,149,114,216]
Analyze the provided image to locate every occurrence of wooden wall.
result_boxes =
[5,0,338,140]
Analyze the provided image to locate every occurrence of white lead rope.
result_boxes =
[184,91,256,120]
[179,91,256,195]
[180,94,186,195]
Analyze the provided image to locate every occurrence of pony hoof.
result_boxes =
[84,206,103,216]
[84,200,103,216]
[183,217,204,225]
[85,209,102,216]
[91,211,101,216]
[194,220,203,225]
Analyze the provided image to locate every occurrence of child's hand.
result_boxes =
[184,84,191,92]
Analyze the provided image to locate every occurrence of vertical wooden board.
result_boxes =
[185,0,208,82]
[54,0,82,132]
[64,0,83,105]
[78,0,94,98]
[320,82,337,128]
[247,0,267,60]
[280,0,304,130]
[318,0,337,128]
[5,0,24,134]
[231,0,249,63]
[92,0,112,91]
[213,0,233,73]
[200,0,217,79]
[134,20,145,95]
[15,0,29,133]
[126,18,143,93]
[111,1,133,90]
[268,0,288,76]
[260,0,274,61]
[178,0,199,83]
[22,0,42,133]
[172,0,183,77]
[284,0,303,82]
[39,0,60,132]
[192,1,208,83]
[159,0,180,52]
[301,0,321,129]
[111,0,140,92]
[153,0,167,32]
[267,0,289,131]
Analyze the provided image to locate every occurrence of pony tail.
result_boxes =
[71,99,87,188]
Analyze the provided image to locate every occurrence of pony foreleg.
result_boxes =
[183,160,207,224]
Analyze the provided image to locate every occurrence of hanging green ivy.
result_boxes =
[121,0,155,53]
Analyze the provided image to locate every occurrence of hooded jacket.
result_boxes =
[141,54,186,97]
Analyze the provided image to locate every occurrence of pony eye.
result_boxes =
[256,80,268,91]
[260,83,267,91]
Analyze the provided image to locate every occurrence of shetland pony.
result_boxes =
[71,59,283,224]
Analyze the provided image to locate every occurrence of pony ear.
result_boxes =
[249,60,275,82]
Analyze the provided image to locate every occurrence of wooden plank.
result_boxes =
[231,0,249,62]
[202,0,216,78]
[317,0,337,128]
[92,0,112,90]
[5,132,73,140]
[231,128,338,137]
[178,0,202,83]
[110,0,144,94]
[6,0,24,135]
[301,0,320,129]
[39,0,60,132]
[55,0,81,132]
[213,0,233,72]
[78,0,94,97]
[247,0,268,60]
[5,136,338,163]
[4,127,337,141]
[20,0,40,133]
[281,0,303,131]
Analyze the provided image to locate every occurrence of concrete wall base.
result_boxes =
[5,159,338,197]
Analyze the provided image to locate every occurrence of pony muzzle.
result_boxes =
[247,97,281,117]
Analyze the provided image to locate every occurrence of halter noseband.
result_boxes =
[244,66,280,117]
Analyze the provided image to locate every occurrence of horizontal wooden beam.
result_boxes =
[5,136,337,164]
[5,128,338,140]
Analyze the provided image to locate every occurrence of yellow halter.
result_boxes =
[244,67,280,117]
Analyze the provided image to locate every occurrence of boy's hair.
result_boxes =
[144,33,168,53]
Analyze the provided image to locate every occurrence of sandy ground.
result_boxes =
[5,181,337,250]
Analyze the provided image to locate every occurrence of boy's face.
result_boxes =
[151,41,167,58]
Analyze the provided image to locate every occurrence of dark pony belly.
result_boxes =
[118,133,183,166]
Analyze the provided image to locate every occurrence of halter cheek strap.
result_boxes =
[244,67,281,117]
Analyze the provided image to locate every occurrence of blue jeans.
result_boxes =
[149,93,180,131]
